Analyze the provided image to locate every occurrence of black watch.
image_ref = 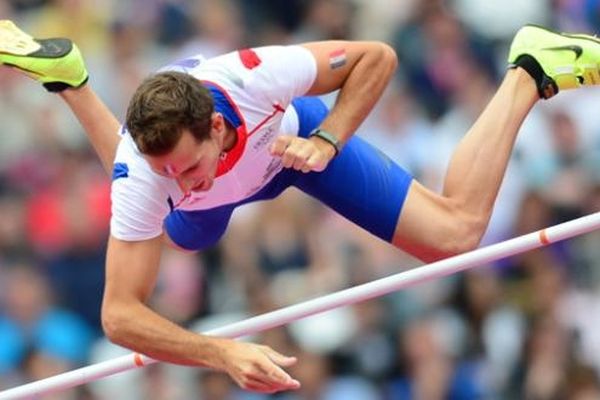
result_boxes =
[309,128,343,157]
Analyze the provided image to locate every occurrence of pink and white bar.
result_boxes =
[2,211,600,399]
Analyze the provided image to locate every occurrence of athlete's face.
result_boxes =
[146,113,226,192]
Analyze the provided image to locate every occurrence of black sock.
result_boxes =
[510,54,558,99]
[42,76,88,93]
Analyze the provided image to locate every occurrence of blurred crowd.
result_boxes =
[2,0,600,399]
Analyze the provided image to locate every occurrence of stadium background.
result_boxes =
[2,0,600,398]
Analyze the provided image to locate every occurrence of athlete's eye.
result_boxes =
[152,168,170,177]
[183,162,201,175]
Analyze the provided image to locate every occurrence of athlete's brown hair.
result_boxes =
[125,71,214,156]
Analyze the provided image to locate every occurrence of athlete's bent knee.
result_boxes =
[439,214,487,256]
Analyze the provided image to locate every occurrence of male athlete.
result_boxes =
[1,20,600,393]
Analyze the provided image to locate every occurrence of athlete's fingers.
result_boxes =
[239,374,276,393]
[305,152,328,173]
[272,136,329,171]
[279,138,304,168]
[261,347,299,369]
[269,135,294,157]
[280,147,296,168]
[250,366,293,387]
[266,354,298,368]
[291,146,312,170]
[291,157,307,171]
[254,348,300,389]
[243,378,289,394]
[243,368,299,393]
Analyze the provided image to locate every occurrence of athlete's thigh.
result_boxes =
[294,135,413,242]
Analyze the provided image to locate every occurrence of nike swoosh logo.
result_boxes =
[544,44,583,59]
[44,42,62,55]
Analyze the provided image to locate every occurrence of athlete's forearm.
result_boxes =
[59,85,120,175]
[323,43,397,143]
[102,299,228,369]
[103,235,230,369]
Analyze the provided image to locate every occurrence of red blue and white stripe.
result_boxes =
[328,49,347,69]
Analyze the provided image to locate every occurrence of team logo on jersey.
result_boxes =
[253,127,276,150]
[262,158,282,183]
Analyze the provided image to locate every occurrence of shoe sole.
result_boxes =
[0,20,86,91]
[0,20,40,55]
[0,38,74,78]
[0,20,73,67]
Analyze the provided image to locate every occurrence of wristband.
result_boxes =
[308,128,342,157]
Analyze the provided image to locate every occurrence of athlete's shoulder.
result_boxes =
[113,128,146,168]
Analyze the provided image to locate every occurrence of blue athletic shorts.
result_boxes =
[165,97,414,250]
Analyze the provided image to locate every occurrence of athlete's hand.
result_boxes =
[269,135,336,173]
[217,340,301,393]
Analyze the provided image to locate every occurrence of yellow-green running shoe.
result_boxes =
[0,20,88,92]
[508,24,600,99]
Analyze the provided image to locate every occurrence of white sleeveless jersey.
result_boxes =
[111,45,317,241]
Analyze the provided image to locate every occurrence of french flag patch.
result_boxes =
[328,49,347,69]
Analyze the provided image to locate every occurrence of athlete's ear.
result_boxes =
[210,112,226,139]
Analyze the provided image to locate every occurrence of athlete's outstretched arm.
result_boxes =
[60,85,121,174]
[102,235,301,393]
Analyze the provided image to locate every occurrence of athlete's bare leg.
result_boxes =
[59,85,120,174]
[392,68,538,262]
[393,23,600,262]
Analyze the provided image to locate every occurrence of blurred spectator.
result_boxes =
[352,0,419,41]
[552,0,597,32]
[581,0,600,31]
[391,2,497,119]
[509,315,573,399]
[358,83,435,183]
[27,0,111,53]
[152,249,204,325]
[293,0,356,42]
[521,110,594,222]
[0,264,94,386]
[387,315,485,399]
[176,0,244,59]
[564,364,600,400]
[452,0,550,42]
[0,192,29,260]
